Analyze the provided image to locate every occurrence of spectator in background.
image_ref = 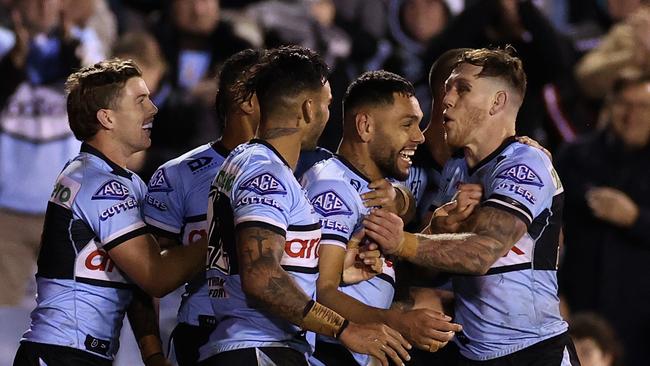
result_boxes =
[383,0,451,126]
[569,312,622,366]
[575,3,650,100]
[62,0,117,65]
[143,0,252,179]
[154,0,252,93]
[245,0,352,151]
[0,0,105,305]
[557,73,650,366]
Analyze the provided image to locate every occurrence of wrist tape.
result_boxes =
[395,232,418,259]
[393,184,412,217]
[301,300,349,339]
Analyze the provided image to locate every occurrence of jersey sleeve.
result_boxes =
[305,179,361,250]
[482,149,556,227]
[79,175,148,251]
[230,162,293,236]
[143,165,185,239]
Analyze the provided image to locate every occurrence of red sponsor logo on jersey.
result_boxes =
[189,229,207,244]
[85,249,115,272]
[284,237,321,259]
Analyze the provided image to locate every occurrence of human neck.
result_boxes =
[86,136,130,168]
[257,122,302,171]
[221,114,255,151]
[337,139,383,181]
[464,124,514,168]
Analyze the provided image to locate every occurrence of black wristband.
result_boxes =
[303,299,316,317]
[334,319,350,339]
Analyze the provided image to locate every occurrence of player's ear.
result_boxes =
[489,90,507,116]
[96,109,114,130]
[355,111,374,143]
[302,97,314,126]
[240,93,258,115]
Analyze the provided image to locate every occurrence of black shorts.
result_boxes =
[199,346,308,366]
[313,339,358,365]
[314,338,461,366]
[13,341,111,366]
[171,322,214,366]
[458,332,581,366]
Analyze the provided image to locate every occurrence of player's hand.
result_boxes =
[362,178,398,213]
[339,322,411,366]
[432,183,482,232]
[586,187,639,227]
[363,208,405,256]
[516,136,552,160]
[342,229,383,284]
[386,309,461,352]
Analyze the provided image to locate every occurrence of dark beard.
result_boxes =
[374,149,409,181]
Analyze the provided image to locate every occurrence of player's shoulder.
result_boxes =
[159,143,223,175]
[495,142,553,174]
[303,156,348,183]
[504,141,550,164]
[490,141,557,191]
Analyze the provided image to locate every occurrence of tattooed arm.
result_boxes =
[236,224,414,365]
[363,207,527,275]
[236,225,309,324]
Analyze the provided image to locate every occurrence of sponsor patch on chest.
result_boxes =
[93,180,130,200]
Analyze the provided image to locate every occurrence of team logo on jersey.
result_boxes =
[311,190,353,217]
[148,169,173,192]
[239,172,287,195]
[92,180,130,200]
[496,164,544,187]
[350,179,362,192]
[187,156,214,173]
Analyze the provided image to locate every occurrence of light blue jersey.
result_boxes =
[301,155,396,366]
[199,139,321,361]
[21,143,148,360]
[143,142,229,328]
[435,137,567,360]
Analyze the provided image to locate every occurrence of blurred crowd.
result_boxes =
[1,0,649,365]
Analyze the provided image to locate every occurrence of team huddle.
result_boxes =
[13,45,580,366]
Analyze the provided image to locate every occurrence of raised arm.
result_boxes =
[364,207,527,275]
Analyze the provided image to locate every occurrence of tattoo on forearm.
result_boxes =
[413,207,526,274]
[238,227,310,325]
[260,127,300,139]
